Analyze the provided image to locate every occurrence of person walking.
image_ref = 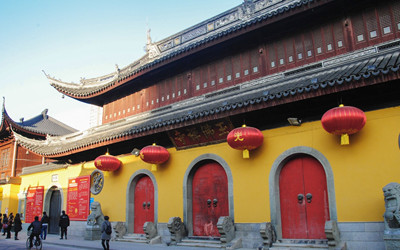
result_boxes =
[13,213,22,240]
[58,210,70,240]
[5,213,12,239]
[27,216,42,249]
[101,215,112,250]
[40,211,49,240]
[2,214,7,236]
[0,213,2,235]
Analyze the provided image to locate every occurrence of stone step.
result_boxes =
[271,242,328,250]
[116,233,147,243]
[269,239,328,250]
[178,238,222,248]
[270,246,328,250]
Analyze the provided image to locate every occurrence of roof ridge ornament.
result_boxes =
[42,109,49,119]
[145,28,160,59]
[239,0,256,20]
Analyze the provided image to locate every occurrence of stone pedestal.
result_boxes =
[384,230,400,250]
[85,226,101,240]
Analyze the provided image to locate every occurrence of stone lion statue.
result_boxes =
[383,182,400,230]
[87,201,104,227]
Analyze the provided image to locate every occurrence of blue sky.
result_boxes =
[0,0,243,130]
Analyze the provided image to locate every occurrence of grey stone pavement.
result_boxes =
[0,232,252,250]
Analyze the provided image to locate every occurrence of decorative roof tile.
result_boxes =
[14,45,400,157]
[1,103,77,137]
[46,0,321,99]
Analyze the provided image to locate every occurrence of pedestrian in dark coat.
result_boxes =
[0,213,2,234]
[40,211,49,240]
[27,216,41,248]
[5,213,12,239]
[58,210,70,240]
[13,213,22,240]
[101,215,111,250]
[2,214,7,236]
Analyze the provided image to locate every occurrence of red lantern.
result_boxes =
[140,143,169,171]
[227,124,264,159]
[321,104,366,145]
[94,153,121,171]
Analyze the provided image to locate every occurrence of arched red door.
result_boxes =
[192,162,229,237]
[279,156,330,239]
[134,175,154,234]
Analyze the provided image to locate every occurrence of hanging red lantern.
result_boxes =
[140,143,169,171]
[94,152,121,171]
[227,124,264,159]
[321,104,366,145]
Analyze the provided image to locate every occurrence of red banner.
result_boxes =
[67,175,90,221]
[25,186,44,223]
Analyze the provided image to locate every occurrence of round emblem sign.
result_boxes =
[90,170,104,195]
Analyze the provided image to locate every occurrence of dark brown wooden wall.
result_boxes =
[15,145,43,176]
[103,1,400,123]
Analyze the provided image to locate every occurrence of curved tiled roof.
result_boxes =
[47,0,323,99]
[1,104,77,138]
[14,43,400,157]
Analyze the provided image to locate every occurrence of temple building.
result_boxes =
[0,102,77,219]
[3,0,400,249]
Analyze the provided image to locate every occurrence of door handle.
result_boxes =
[207,199,212,207]
[297,194,304,204]
[143,202,146,209]
[147,202,151,209]
[306,193,312,203]
[213,198,218,207]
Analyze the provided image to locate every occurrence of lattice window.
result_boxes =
[1,148,9,169]
[209,63,217,85]
[225,58,233,81]
[323,25,334,51]
[233,54,241,78]
[364,7,379,39]
[313,28,323,54]
[295,35,303,60]
[284,38,294,63]
[194,68,201,91]
[201,67,208,88]
[333,20,345,48]
[277,41,285,65]
[352,13,366,42]
[242,51,250,76]
[217,59,224,83]
[176,74,184,96]
[159,80,166,102]
[394,1,400,31]
[250,48,259,73]
[268,44,276,68]
[304,32,313,57]
[377,6,392,35]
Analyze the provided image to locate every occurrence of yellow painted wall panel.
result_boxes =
[14,106,400,224]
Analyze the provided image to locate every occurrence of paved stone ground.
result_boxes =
[0,232,232,250]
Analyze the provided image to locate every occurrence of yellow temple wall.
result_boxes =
[16,106,400,224]
[94,106,399,223]
[0,184,20,214]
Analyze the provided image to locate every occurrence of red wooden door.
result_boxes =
[192,162,229,237]
[134,175,154,234]
[279,156,329,239]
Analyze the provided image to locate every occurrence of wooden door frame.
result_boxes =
[43,185,63,215]
[183,154,234,237]
[126,169,158,234]
[269,146,337,240]
[44,185,62,234]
